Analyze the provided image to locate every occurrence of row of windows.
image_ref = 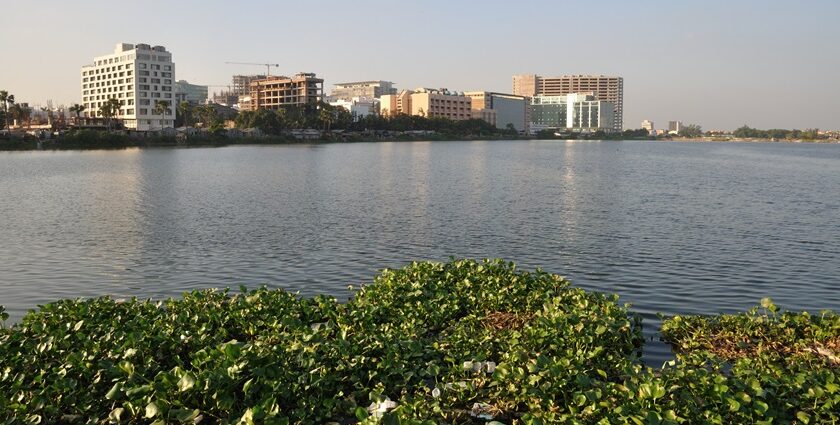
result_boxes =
[91,54,135,67]
[83,84,133,93]
[138,63,171,71]
[83,71,133,82]
[83,93,135,102]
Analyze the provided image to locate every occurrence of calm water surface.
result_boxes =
[1,140,839,364]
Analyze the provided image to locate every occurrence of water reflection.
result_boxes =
[1,141,839,366]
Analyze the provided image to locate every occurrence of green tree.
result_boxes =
[0,91,15,130]
[154,100,170,131]
[69,103,86,123]
[318,105,333,132]
[177,101,193,127]
[679,124,703,138]
[99,98,122,131]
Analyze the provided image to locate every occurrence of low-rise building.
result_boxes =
[242,73,324,111]
[464,91,527,133]
[330,81,396,101]
[329,97,378,121]
[380,88,471,121]
[175,80,208,105]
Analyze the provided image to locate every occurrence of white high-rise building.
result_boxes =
[81,43,176,131]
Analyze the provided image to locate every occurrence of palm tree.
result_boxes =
[318,106,333,132]
[99,98,122,131]
[0,91,15,130]
[154,100,169,131]
[69,103,86,124]
[177,101,192,127]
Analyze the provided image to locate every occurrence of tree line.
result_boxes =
[731,125,822,140]
[231,102,505,137]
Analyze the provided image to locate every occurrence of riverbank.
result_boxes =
[0,130,528,151]
[663,136,840,143]
[1,259,837,423]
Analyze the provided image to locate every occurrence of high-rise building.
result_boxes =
[641,120,654,132]
[513,74,623,130]
[241,73,324,111]
[464,91,528,133]
[668,121,682,133]
[174,80,208,105]
[331,81,396,101]
[529,94,615,133]
[81,43,176,130]
[380,88,471,121]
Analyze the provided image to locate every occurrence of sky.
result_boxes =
[1,0,838,131]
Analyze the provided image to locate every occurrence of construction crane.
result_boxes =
[225,62,280,76]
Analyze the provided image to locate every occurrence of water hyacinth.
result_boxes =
[0,259,837,424]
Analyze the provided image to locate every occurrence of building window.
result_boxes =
[140,109,148,115]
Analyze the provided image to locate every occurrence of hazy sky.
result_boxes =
[1,0,838,130]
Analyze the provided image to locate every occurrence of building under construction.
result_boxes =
[211,74,266,106]
[241,73,324,111]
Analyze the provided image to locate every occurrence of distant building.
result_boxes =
[464,91,528,133]
[529,94,615,133]
[668,121,682,134]
[174,80,208,105]
[211,75,266,106]
[641,120,654,133]
[232,75,266,96]
[329,98,378,121]
[513,74,623,130]
[380,88,471,121]
[81,42,176,131]
[331,81,396,101]
[241,73,324,111]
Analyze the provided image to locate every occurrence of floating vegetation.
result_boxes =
[0,260,838,424]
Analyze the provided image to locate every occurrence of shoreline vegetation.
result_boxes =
[1,259,838,423]
[1,130,836,152]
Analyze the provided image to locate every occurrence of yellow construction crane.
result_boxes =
[225,62,280,76]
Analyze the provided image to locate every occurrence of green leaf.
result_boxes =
[145,402,160,419]
[796,411,810,424]
[105,382,122,400]
[169,408,200,423]
[178,373,196,392]
[355,406,369,421]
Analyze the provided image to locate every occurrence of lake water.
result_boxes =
[1,140,839,365]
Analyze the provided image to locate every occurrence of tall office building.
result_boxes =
[81,43,175,130]
[513,74,623,130]
[668,121,682,133]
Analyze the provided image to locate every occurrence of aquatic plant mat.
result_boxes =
[1,260,838,424]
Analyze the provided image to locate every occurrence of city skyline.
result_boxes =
[1,0,838,130]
